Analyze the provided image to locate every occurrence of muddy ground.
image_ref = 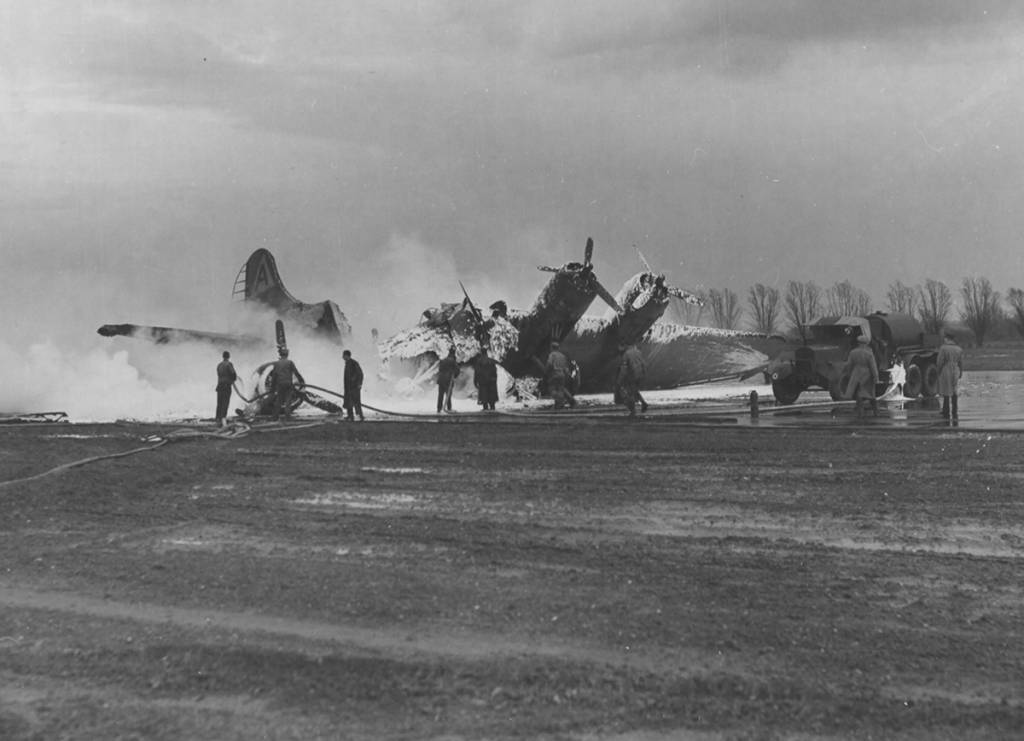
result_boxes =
[0,413,1022,740]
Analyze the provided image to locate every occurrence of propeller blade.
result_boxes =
[668,286,705,306]
[635,247,653,274]
[537,265,559,273]
[458,280,483,322]
[583,237,593,268]
[594,279,623,314]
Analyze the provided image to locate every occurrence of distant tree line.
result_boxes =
[684,275,1024,347]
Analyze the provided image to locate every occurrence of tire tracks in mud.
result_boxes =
[0,583,715,676]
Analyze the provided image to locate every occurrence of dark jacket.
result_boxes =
[271,358,304,389]
[343,358,364,393]
[437,355,460,387]
[474,354,499,404]
[216,360,237,390]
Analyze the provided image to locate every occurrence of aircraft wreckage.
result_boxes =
[379,239,783,397]
[97,249,351,418]
[97,248,351,349]
[98,242,782,405]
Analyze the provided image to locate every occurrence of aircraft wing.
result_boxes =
[97,324,266,348]
[634,324,785,390]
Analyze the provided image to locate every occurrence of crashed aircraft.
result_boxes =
[97,248,352,349]
[378,237,622,394]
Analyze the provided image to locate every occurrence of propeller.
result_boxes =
[632,248,705,307]
[458,281,485,324]
[594,279,623,314]
[538,236,595,273]
[459,281,493,348]
[635,246,653,274]
[668,285,705,307]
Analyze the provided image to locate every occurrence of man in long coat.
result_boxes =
[936,332,964,419]
[843,334,879,417]
[436,347,460,413]
[616,343,648,416]
[474,347,499,411]
[342,349,365,421]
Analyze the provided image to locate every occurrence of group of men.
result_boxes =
[213,346,365,426]
[215,337,647,426]
[842,331,964,419]
[434,346,500,413]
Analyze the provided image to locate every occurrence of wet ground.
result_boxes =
[537,371,1024,432]
[1,410,1022,739]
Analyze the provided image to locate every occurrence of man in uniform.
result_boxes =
[270,347,305,421]
[342,349,365,421]
[474,346,499,411]
[437,347,460,413]
[616,342,648,416]
[843,334,879,417]
[215,350,237,427]
[545,341,577,409]
[936,332,964,419]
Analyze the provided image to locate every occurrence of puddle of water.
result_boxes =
[294,491,420,509]
[360,467,426,475]
[601,503,1024,559]
[740,371,1024,430]
[42,434,118,439]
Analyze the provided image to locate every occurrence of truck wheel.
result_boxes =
[904,363,923,398]
[921,364,938,397]
[771,379,802,405]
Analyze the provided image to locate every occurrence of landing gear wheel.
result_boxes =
[771,379,802,405]
[904,363,922,399]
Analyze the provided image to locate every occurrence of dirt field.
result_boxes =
[1,413,1022,740]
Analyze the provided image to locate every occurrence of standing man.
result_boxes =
[888,357,906,397]
[474,346,499,411]
[936,331,964,419]
[215,350,237,427]
[342,349,365,421]
[270,347,305,421]
[616,342,648,416]
[437,347,460,413]
[545,341,577,409]
[843,334,879,417]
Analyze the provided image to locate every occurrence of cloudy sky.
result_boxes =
[3,0,1024,351]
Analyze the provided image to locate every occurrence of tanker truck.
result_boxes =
[766,312,941,405]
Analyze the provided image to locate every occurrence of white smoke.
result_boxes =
[0,232,560,421]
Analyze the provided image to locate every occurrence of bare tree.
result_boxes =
[747,283,780,334]
[707,288,741,330]
[783,280,822,341]
[886,280,919,315]
[825,280,873,316]
[1007,287,1024,339]
[960,277,1001,347]
[917,278,952,335]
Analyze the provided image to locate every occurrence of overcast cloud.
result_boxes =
[3,0,1024,353]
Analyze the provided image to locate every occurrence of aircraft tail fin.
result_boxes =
[233,248,301,310]
[233,248,352,345]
